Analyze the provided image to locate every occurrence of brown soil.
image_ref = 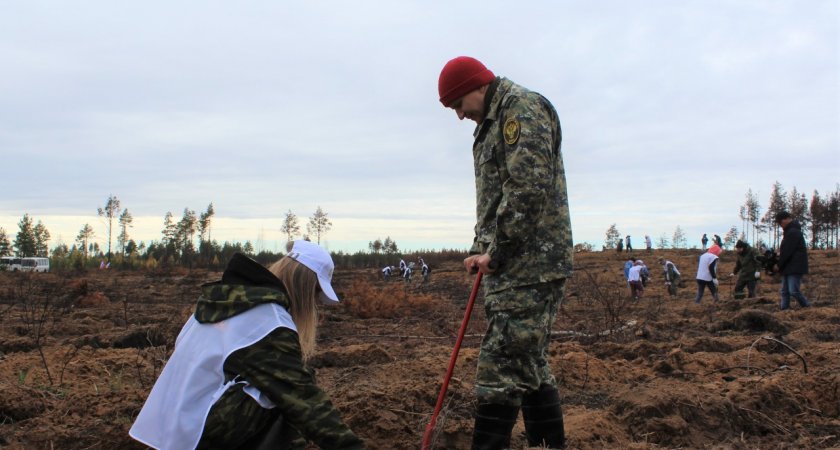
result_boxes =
[1,250,839,449]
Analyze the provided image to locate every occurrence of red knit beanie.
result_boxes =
[438,56,495,107]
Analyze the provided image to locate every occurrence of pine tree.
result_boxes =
[656,234,670,249]
[33,221,50,257]
[198,203,215,244]
[809,190,826,249]
[789,187,810,234]
[178,208,198,263]
[762,182,787,248]
[14,214,37,257]
[307,206,332,244]
[76,224,95,259]
[0,227,11,256]
[743,189,762,244]
[672,226,687,249]
[97,195,121,261]
[383,236,398,254]
[281,209,301,244]
[604,224,621,249]
[723,226,739,249]
[118,209,134,255]
[369,238,383,254]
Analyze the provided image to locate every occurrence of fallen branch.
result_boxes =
[738,406,791,434]
[746,335,808,374]
[761,336,808,374]
[705,365,771,377]
[552,320,638,338]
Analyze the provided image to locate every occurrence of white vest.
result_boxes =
[129,303,296,450]
[696,253,719,281]
[627,265,643,282]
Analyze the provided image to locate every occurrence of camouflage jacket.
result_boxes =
[733,244,761,281]
[195,254,363,449]
[470,77,573,293]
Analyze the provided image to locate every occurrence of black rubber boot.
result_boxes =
[471,403,519,450]
[521,385,565,449]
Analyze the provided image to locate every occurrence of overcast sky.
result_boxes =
[1,1,838,254]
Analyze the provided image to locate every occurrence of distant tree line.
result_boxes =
[740,182,840,249]
[1,197,468,271]
[599,183,839,252]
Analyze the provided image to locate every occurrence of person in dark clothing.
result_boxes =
[701,234,709,250]
[713,234,723,248]
[658,257,681,297]
[732,240,761,299]
[130,241,364,449]
[616,238,624,253]
[758,247,779,275]
[774,211,811,310]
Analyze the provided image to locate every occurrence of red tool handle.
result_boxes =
[421,272,483,450]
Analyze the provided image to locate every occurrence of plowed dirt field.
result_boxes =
[1,249,838,449]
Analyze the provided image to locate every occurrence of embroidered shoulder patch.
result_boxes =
[503,118,520,145]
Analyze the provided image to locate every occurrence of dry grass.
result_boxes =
[341,278,438,319]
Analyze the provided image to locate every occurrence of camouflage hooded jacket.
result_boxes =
[194,253,363,449]
[471,77,574,293]
[733,243,761,282]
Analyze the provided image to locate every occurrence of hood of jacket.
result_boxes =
[783,220,802,233]
[195,253,291,324]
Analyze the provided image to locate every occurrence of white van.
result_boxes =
[20,257,50,273]
[1,257,22,271]
[0,256,14,271]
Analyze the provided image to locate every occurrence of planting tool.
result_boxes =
[421,271,483,450]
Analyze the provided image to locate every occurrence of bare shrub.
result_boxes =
[14,273,66,386]
[562,267,634,343]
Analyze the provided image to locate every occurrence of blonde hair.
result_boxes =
[267,256,319,360]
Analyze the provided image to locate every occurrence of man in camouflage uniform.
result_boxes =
[438,56,573,450]
[732,240,761,299]
[130,252,363,449]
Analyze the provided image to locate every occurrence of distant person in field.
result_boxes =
[421,261,431,283]
[616,238,624,253]
[774,211,811,310]
[731,240,761,299]
[637,259,650,287]
[382,265,393,281]
[439,55,571,448]
[129,241,363,449]
[625,235,633,252]
[403,265,412,284]
[757,244,779,276]
[627,260,645,299]
[623,257,637,281]
[644,235,652,252]
[659,257,682,297]
[701,233,709,250]
[694,244,722,304]
[398,259,407,276]
[713,234,723,248]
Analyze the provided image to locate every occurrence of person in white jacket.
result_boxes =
[627,260,645,299]
[694,245,722,304]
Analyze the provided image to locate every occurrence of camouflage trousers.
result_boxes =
[197,383,306,449]
[475,279,565,406]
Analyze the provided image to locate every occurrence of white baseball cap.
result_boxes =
[287,240,339,303]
